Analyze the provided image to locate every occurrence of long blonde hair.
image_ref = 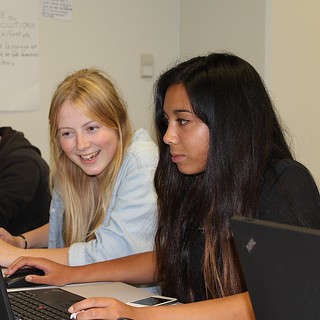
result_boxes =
[49,68,133,246]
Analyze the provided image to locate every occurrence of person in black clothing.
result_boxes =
[0,126,50,236]
[5,53,320,320]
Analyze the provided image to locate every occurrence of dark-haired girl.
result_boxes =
[7,53,320,320]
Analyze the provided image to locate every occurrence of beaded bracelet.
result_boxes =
[18,234,28,249]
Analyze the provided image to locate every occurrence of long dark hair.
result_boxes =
[154,53,293,302]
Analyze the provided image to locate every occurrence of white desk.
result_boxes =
[63,282,152,303]
[2,268,153,303]
[7,281,153,303]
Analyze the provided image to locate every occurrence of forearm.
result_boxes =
[0,240,69,267]
[20,223,49,248]
[18,247,69,265]
[134,292,255,320]
[69,251,158,285]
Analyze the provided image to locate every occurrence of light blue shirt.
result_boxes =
[48,128,158,266]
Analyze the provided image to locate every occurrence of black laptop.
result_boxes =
[231,216,320,320]
[0,271,84,320]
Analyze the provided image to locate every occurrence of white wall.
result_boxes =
[180,0,320,184]
[0,0,180,162]
[265,0,320,184]
[180,0,266,76]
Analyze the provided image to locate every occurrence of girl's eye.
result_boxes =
[60,131,73,137]
[87,126,99,132]
[178,118,188,125]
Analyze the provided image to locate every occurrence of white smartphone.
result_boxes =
[127,295,177,307]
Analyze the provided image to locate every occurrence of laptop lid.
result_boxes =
[230,216,320,320]
[0,271,15,320]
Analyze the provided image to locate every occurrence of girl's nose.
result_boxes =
[76,133,90,150]
[163,125,178,145]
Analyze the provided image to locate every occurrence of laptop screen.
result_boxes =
[231,216,320,320]
[0,271,15,320]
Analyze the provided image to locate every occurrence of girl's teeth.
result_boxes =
[81,151,97,160]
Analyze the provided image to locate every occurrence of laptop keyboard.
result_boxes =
[9,290,69,320]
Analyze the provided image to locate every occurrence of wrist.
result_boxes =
[17,234,28,249]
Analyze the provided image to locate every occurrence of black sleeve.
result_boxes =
[258,160,320,229]
[0,157,41,226]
